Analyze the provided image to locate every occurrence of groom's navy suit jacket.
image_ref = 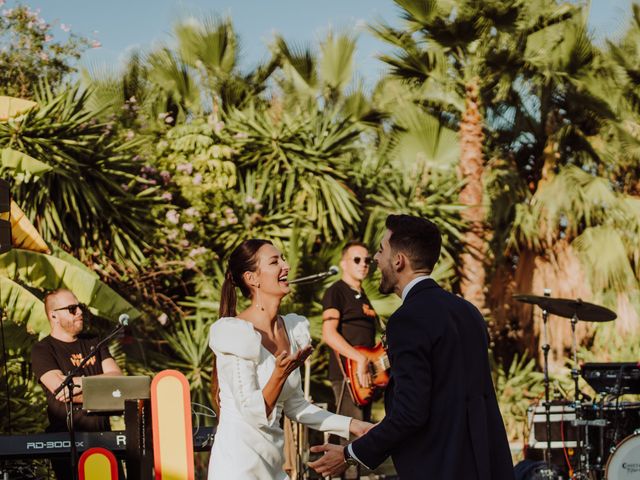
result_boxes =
[351,279,514,480]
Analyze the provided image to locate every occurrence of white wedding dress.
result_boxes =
[207,313,351,480]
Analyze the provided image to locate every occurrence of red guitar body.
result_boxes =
[344,342,390,407]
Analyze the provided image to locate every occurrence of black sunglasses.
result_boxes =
[353,256,373,266]
[54,303,85,315]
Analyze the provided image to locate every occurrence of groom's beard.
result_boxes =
[378,265,395,295]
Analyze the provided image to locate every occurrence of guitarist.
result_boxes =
[321,241,378,479]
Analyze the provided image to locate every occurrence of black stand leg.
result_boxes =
[65,381,79,480]
[125,398,153,480]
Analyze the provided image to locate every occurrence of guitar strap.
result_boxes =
[333,348,358,409]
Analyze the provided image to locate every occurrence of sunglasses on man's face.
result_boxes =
[54,303,85,315]
[353,256,373,266]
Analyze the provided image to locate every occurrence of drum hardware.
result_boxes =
[514,293,618,479]
[572,419,608,427]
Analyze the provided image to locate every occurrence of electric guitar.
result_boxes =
[344,342,390,406]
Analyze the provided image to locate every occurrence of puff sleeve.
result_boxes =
[283,387,351,438]
[209,317,278,427]
[281,313,351,438]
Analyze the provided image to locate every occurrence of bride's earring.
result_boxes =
[255,284,264,311]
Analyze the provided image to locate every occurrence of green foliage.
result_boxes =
[0,320,48,433]
[0,83,160,267]
[0,3,91,99]
[492,353,544,441]
[228,105,363,241]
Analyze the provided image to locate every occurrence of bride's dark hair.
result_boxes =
[218,239,273,318]
[212,238,272,415]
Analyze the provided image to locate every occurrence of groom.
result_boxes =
[309,214,514,479]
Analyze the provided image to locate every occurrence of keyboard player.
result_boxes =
[30,289,123,480]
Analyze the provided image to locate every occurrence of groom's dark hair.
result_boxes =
[385,214,441,273]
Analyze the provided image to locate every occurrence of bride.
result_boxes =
[207,239,371,479]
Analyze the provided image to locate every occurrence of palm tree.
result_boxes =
[84,15,276,129]
[371,0,584,312]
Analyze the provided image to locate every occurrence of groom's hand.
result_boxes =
[308,443,348,476]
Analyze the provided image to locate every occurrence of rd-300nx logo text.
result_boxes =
[27,440,84,450]
[26,434,126,450]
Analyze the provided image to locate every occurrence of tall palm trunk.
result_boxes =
[458,80,488,311]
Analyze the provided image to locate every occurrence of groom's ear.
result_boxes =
[394,252,406,272]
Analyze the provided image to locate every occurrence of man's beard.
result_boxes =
[378,267,395,295]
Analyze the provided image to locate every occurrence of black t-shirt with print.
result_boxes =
[31,334,112,432]
[321,279,377,381]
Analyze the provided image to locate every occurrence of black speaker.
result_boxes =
[0,178,11,254]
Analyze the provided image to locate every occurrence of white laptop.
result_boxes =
[82,376,151,412]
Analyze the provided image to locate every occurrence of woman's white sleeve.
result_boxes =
[209,318,278,428]
[283,387,351,439]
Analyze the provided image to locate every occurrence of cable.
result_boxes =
[560,409,573,477]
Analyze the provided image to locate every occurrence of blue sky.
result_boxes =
[19,0,636,85]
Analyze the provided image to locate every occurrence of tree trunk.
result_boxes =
[458,80,487,311]
[488,241,595,371]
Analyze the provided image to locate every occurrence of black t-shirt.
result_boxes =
[322,279,377,381]
[31,334,112,432]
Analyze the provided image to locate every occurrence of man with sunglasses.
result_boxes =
[31,289,122,480]
[321,241,378,479]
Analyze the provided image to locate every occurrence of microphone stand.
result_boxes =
[52,322,125,480]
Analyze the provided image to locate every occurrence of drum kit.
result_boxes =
[514,293,640,480]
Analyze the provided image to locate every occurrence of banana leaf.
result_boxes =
[1,148,52,176]
[10,201,50,254]
[0,276,47,334]
[0,249,141,326]
[0,96,37,121]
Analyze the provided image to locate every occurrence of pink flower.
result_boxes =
[39,52,49,61]
[185,259,196,270]
[176,163,193,175]
[161,192,172,201]
[164,116,174,124]
[189,246,207,257]
[125,130,135,140]
[157,313,168,326]
[180,239,190,248]
[91,40,102,49]
[166,210,180,224]
[192,173,202,185]
[182,223,194,232]
[214,121,225,134]
[160,171,171,184]
[166,230,178,240]
[44,34,53,42]
[0,1,5,7]
[60,23,70,32]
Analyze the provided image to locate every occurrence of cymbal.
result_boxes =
[512,294,617,322]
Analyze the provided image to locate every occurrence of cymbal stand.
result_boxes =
[569,313,587,478]
[571,314,589,472]
[539,305,555,478]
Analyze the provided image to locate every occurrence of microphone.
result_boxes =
[118,314,130,327]
[289,266,339,285]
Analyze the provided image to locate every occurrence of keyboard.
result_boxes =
[0,426,215,460]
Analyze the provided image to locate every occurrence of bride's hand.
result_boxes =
[348,419,375,437]
[274,345,313,379]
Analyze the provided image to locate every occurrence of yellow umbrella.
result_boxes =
[0,96,37,122]
[9,201,50,254]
